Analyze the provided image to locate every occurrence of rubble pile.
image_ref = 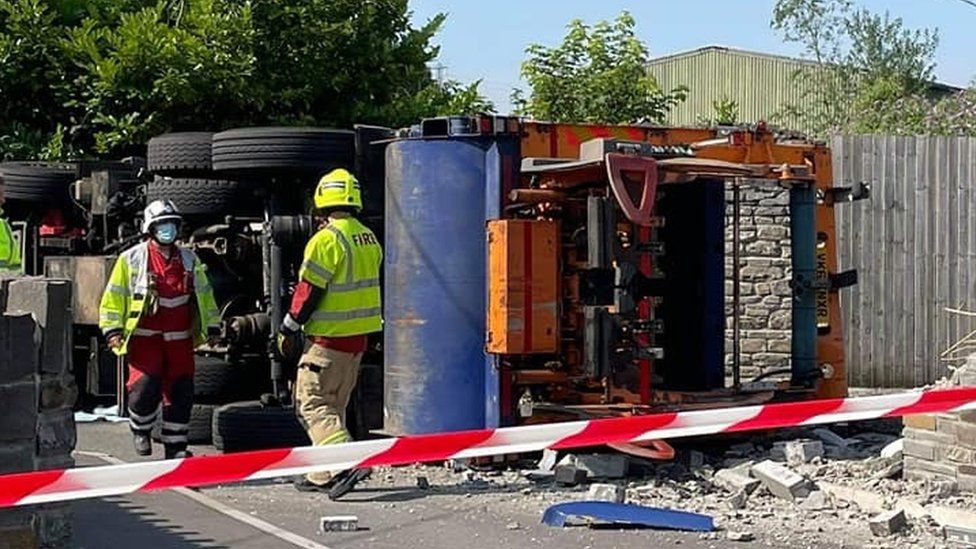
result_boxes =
[356,419,976,548]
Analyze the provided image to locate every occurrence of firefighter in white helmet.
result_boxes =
[99,199,221,459]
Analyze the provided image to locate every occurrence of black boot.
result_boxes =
[328,468,372,501]
[132,431,152,456]
[164,444,193,460]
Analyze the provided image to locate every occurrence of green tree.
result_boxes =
[770,0,975,136]
[0,0,491,159]
[512,12,685,124]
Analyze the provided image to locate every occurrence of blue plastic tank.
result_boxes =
[383,138,490,435]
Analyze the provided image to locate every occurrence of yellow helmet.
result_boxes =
[314,168,362,211]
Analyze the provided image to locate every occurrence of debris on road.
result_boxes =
[505,521,521,530]
[554,464,587,486]
[798,490,829,511]
[586,483,625,503]
[559,453,629,479]
[541,501,714,532]
[812,428,851,449]
[713,467,760,495]
[417,476,430,490]
[726,531,755,542]
[320,515,359,532]
[750,460,812,502]
[537,449,559,472]
[783,439,824,465]
[868,509,907,537]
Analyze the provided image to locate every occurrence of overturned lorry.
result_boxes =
[1,115,865,456]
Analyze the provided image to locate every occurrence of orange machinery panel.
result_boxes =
[486,219,559,354]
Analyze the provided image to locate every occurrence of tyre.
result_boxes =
[147,176,246,215]
[151,403,216,445]
[211,127,355,174]
[0,162,76,203]
[212,401,310,452]
[194,356,270,403]
[193,357,236,403]
[147,132,213,175]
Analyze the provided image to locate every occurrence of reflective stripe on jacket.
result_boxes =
[98,241,220,355]
[0,218,22,272]
[299,217,382,337]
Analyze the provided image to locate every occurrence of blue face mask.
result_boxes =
[153,222,179,244]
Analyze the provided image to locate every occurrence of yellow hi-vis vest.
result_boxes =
[299,217,382,337]
[0,218,22,272]
[98,241,221,355]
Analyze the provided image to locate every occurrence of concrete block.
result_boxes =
[319,516,358,532]
[586,483,625,503]
[904,457,958,479]
[799,490,829,511]
[956,422,976,449]
[537,449,558,471]
[812,428,851,449]
[750,460,811,502]
[905,427,956,446]
[903,414,937,431]
[0,313,38,383]
[561,453,628,479]
[0,380,37,442]
[936,414,960,436]
[868,509,907,537]
[714,468,761,495]
[6,278,72,375]
[946,446,976,465]
[784,440,824,465]
[726,489,749,510]
[36,408,75,457]
[554,464,587,486]
[726,531,755,542]
[958,464,976,476]
[38,375,78,411]
[0,440,36,475]
[903,439,938,461]
[957,473,976,493]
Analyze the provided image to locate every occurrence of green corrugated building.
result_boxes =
[647,45,959,131]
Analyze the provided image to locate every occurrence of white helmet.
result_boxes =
[141,199,182,234]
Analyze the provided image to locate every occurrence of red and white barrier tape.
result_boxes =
[3,386,975,508]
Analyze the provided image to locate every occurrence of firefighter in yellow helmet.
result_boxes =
[278,168,382,498]
[0,171,22,273]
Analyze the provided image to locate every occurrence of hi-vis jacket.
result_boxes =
[299,217,382,337]
[0,218,22,272]
[98,241,220,355]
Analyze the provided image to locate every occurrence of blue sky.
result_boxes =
[409,0,976,113]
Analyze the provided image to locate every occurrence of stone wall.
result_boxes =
[901,356,976,491]
[724,185,793,382]
[0,278,76,549]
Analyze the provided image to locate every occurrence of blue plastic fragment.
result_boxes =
[541,501,714,532]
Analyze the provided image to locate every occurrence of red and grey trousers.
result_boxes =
[126,328,195,452]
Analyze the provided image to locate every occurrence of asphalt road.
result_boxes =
[72,421,832,549]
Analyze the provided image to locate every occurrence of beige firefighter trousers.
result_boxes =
[294,343,362,485]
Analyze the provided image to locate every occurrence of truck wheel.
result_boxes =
[193,357,237,403]
[147,176,244,215]
[194,357,270,403]
[151,403,216,445]
[0,162,76,203]
[212,401,310,452]
[147,132,213,175]
[211,127,354,174]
